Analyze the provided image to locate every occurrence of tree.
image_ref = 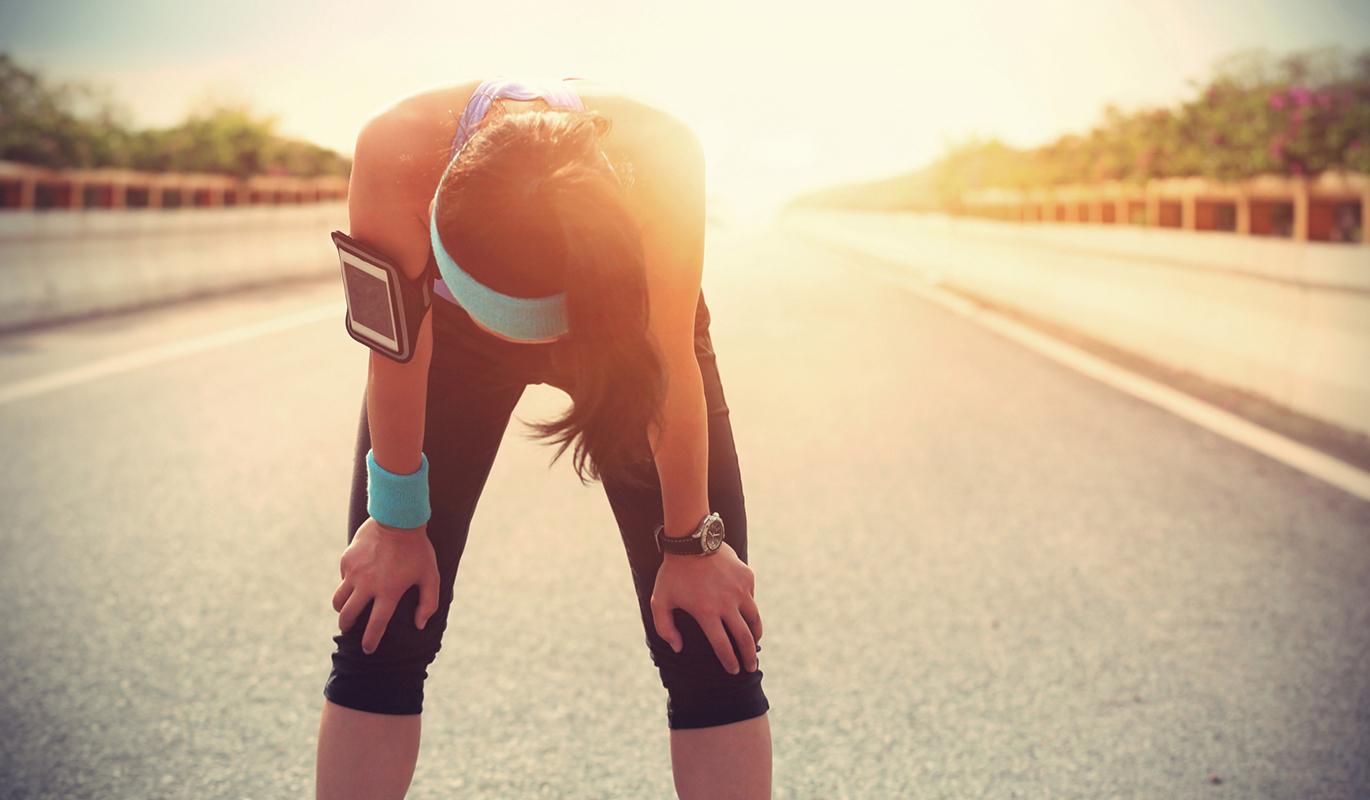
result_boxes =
[0,53,349,178]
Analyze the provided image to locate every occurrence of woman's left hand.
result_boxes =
[650,542,763,674]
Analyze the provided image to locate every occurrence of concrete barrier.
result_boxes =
[785,208,1370,436]
[0,202,348,332]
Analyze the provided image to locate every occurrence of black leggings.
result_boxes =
[322,290,770,730]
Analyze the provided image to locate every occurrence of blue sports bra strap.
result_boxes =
[448,76,586,159]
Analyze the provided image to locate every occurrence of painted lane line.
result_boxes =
[798,226,1370,504]
[0,303,343,407]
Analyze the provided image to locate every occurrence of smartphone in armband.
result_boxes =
[332,230,435,363]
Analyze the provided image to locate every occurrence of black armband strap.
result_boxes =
[332,230,436,363]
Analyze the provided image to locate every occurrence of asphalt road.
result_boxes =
[1,218,1367,799]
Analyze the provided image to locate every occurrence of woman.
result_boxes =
[314,75,772,799]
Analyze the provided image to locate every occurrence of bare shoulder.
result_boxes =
[348,77,700,236]
[356,77,697,183]
[570,80,705,224]
[572,79,697,136]
[343,81,485,277]
[352,79,485,188]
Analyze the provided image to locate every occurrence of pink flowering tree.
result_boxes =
[924,46,1368,199]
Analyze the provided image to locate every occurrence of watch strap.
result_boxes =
[654,512,725,556]
[655,523,702,555]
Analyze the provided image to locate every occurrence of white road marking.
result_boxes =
[0,303,343,407]
[804,230,1370,504]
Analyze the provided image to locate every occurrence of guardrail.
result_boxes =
[0,160,348,211]
[958,171,1368,245]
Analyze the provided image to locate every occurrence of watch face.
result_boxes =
[702,517,724,552]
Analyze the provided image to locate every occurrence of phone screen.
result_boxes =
[343,263,396,340]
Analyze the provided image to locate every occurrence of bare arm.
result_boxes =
[640,121,711,542]
[348,111,436,489]
[638,119,763,675]
[331,109,444,654]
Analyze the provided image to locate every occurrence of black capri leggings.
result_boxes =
[322,289,769,730]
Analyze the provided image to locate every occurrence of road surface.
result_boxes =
[1,218,1367,799]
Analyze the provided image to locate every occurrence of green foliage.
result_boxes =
[0,53,350,178]
[953,46,1370,191]
[790,46,1370,212]
[0,53,120,168]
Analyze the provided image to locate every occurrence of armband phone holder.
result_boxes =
[332,230,435,363]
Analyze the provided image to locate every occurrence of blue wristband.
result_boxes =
[366,448,431,530]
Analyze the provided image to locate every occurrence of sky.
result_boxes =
[2,0,1368,224]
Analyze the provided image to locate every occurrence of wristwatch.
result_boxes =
[655,512,725,556]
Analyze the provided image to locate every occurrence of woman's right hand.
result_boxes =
[332,516,441,654]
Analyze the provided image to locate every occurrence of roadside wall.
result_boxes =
[0,203,347,331]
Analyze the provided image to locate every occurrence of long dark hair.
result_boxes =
[433,106,667,489]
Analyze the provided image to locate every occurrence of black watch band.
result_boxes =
[655,512,725,556]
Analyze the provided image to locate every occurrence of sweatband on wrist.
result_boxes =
[366,448,431,530]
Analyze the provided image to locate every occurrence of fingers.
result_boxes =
[338,591,399,656]
[415,569,439,631]
[651,595,683,654]
[739,594,763,645]
[701,618,741,675]
[724,610,759,673]
[361,595,398,655]
[337,589,369,635]
[331,579,353,614]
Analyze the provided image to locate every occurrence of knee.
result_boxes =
[649,610,770,730]
[323,585,446,716]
